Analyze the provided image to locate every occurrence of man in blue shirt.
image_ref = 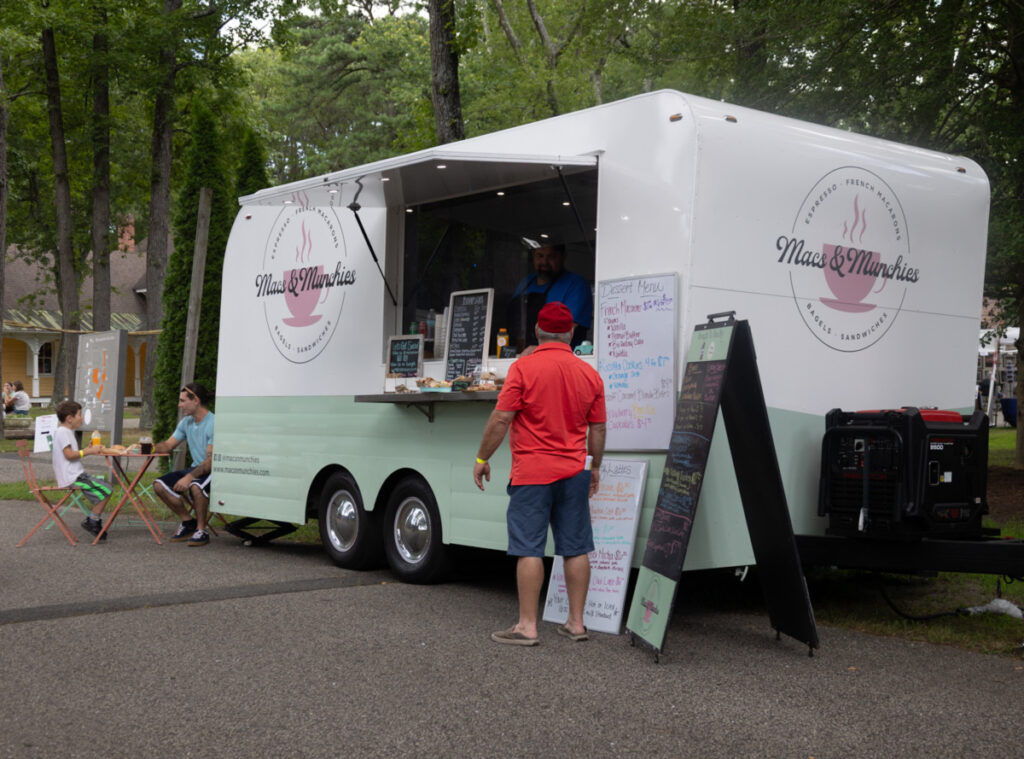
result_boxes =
[508,243,592,350]
[153,382,215,546]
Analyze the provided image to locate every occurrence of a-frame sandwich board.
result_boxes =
[625,313,819,658]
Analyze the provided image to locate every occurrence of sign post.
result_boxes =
[625,313,818,658]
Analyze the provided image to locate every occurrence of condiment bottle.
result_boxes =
[497,327,509,358]
[91,430,102,447]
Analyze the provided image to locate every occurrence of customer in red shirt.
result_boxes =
[473,302,607,646]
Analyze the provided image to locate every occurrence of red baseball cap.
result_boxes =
[537,302,574,333]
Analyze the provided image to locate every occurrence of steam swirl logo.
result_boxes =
[776,167,919,352]
[257,195,356,364]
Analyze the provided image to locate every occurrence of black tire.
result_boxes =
[383,478,451,584]
[317,472,381,569]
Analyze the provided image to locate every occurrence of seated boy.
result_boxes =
[53,400,113,540]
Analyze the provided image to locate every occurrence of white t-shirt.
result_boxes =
[12,390,30,412]
[52,425,84,488]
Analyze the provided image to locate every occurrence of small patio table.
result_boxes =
[93,452,168,545]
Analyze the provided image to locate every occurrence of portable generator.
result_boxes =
[818,407,988,539]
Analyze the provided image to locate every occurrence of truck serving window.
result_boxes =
[401,166,598,357]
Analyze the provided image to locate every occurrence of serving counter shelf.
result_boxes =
[354,390,499,422]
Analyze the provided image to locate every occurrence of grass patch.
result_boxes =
[989,427,1020,467]
[0,480,34,500]
[806,569,1024,657]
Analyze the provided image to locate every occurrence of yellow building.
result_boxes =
[3,245,156,404]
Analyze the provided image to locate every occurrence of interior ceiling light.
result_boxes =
[496,191,505,196]
[436,164,447,169]
[562,201,570,206]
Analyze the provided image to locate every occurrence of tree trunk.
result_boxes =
[140,0,182,429]
[428,0,465,144]
[0,34,8,377]
[91,8,112,332]
[42,27,80,404]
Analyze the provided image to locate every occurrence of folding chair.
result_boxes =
[15,439,84,547]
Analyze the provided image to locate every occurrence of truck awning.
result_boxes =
[240,150,599,210]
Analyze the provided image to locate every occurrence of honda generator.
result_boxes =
[818,407,988,539]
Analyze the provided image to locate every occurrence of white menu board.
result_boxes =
[596,273,678,450]
[543,458,647,634]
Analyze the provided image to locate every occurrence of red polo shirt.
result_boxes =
[496,342,606,485]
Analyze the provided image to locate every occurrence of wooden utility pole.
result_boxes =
[180,187,212,390]
[175,187,211,468]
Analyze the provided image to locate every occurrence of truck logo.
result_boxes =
[258,195,356,363]
[776,167,918,352]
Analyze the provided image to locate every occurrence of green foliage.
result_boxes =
[240,8,432,180]
[152,100,233,443]
[235,127,270,198]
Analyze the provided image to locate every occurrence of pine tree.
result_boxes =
[235,126,269,198]
[152,101,233,445]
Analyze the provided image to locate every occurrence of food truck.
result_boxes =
[214,89,989,582]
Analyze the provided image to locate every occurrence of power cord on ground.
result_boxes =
[876,578,969,621]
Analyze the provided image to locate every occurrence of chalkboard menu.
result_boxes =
[386,335,424,377]
[597,274,678,451]
[625,316,819,658]
[443,288,493,381]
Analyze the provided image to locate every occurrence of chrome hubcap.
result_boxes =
[326,490,358,552]
[393,497,430,565]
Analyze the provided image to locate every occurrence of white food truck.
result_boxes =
[214,89,989,582]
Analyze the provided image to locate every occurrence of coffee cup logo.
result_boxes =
[258,199,356,364]
[778,167,918,352]
[821,244,885,312]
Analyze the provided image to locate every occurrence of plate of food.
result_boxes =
[416,377,453,392]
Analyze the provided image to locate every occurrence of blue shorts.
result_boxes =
[506,470,594,558]
[155,468,212,501]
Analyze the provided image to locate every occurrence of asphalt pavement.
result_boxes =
[1,456,1022,758]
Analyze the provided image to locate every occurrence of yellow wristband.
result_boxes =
[80,450,85,458]
[476,457,487,465]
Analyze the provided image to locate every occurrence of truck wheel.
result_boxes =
[383,478,451,584]
[318,472,380,569]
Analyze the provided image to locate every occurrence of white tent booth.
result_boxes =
[978,327,1019,424]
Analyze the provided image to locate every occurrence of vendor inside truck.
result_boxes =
[401,166,597,359]
[506,241,593,351]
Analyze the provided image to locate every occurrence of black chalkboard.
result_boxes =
[444,288,493,381]
[386,335,424,378]
[626,315,819,658]
[640,360,726,579]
